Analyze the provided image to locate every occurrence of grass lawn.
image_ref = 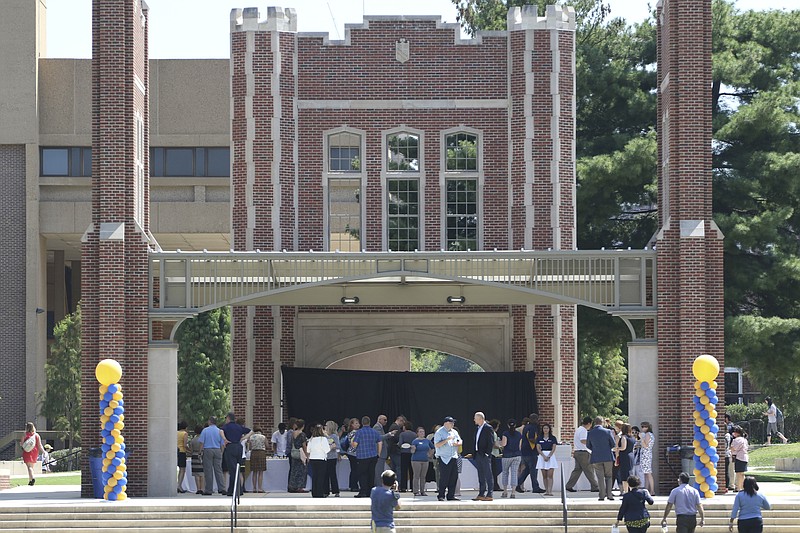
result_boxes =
[10,473,81,488]
[748,442,800,468]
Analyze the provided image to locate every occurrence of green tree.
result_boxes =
[175,307,231,427]
[577,335,627,418]
[39,305,82,446]
[411,348,483,372]
[711,2,800,412]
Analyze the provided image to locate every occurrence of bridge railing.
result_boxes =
[149,249,655,315]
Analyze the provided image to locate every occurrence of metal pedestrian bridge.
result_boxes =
[149,249,656,321]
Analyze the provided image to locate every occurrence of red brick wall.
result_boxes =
[656,0,724,494]
[229,15,577,433]
[82,0,150,497]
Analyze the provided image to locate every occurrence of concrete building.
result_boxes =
[0,0,722,497]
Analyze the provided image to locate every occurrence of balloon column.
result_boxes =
[691,354,720,499]
[95,359,128,501]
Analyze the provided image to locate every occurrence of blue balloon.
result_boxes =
[108,384,118,394]
[116,450,125,459]
[700,381,710,390]
[701,439,710,449]
[99,400,109,409]
[109,414,120,424]
[103,392,113,401]
[112,457,122,466]
[707,389,717,398]
[117,477,127,486]
[101,443,111,452]
[709,482,718,491]
[102,471,112,481]
[107,464,116,474]
[694,457,704,468]
[700,410,710,420]
[105,422,115,431]
[100,430,110,439]
[117,399,124,406]
[701,467,710,477]
[709,397,718,405]
[113,407,123,415]
[105,435,115,445]
[120,443,126,450]
[107,491,118,501]
[710,424,720,433]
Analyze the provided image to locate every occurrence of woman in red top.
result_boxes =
[21,422,46,486]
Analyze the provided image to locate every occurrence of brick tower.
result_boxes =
[655,0,725,492]
[81,0,152,497]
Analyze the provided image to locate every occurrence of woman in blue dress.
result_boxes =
[616,423,636,493]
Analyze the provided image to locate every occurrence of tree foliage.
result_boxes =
[577,334,627,418]
[175,307,231,428]
[39,305,82,445]
[410,348,483,372]
[711,3,800,413]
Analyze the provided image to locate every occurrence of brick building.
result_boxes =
[0,0,722,496]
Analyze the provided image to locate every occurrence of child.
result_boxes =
[371,470,401,533]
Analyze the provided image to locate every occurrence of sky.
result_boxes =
[45,0,799,59]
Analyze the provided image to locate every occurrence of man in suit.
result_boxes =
[586,415,617,501]
[472,411,495,501]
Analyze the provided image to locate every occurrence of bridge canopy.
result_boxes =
[149,250,656,320]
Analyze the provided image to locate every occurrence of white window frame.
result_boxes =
[382,126,424,251]
[440,126,483,251]
[323,127,367,251]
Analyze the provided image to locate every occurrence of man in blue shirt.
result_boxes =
[434,416,462,501]
[586,415,617,501]
[352,415,382,497]
[371,469,401,533]
[196,416,225,495]
[661,472,705,532]
[221,412,251,496]
[517,413,545,493]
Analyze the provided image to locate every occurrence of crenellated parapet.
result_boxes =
[230,6,297,33]
[507,4,576,31]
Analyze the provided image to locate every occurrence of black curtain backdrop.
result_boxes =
[281,366,537,454]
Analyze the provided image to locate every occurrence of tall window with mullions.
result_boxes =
[388,178,419,251]
[444,132,479,251]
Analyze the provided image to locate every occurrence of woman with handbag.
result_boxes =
[287,419,309,493]
[21,422,46,486]
[614,475,655,532]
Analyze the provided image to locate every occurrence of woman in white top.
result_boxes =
[307,424,331,498]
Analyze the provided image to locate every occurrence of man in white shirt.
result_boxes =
[565,416,598,493]
[271,422,288,458]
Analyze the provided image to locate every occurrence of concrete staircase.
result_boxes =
[1,501,799,532]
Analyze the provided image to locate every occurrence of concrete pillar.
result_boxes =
[148,343,178,497]
[628,340,659,431]
[53,250,66,325]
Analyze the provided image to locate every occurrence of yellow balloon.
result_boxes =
[104,484,113,493]
[103,458,111,466]
[693,468,702,478]
[109,400,119,409]
[107,477,117,487]
[117,492,127,501]
[106,450,116,459]
[701,454,711,464]
[112,392,123,401]
[694,381,704,390]
[692,354,720,382]
[694,447,703,456]
[709,467,718,476]
[709,409,718,419]
[100,415,110,424]
[116,435,124,444]
[705,490,715,499]
[700,396,710,405]
[111,429,120,437]
[95,359,122,385]
[119,414,125,422]
[111,443,121,452]
[104,407,114,417]
[115,422,124,431]
[709,438,719,448]
[692,440,701,448]
[700,482,709,492]
[700,425,710,434]
[117,463,127,472]
[113,470,123,480]
[99,385,108,394]
[709,381,718,389]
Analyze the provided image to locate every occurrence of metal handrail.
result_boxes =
[230,459,241,532]
[150,249,656,315]
[560,464,569,533]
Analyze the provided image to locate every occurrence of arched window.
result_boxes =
[443,130,480,251]
[325,129,364,251]
[385,130,422,251]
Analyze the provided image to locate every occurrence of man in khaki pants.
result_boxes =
[565,416,598,493]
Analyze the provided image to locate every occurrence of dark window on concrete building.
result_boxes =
[388,178,419,251]
[150,147,230,177]
[41,147,91,176]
